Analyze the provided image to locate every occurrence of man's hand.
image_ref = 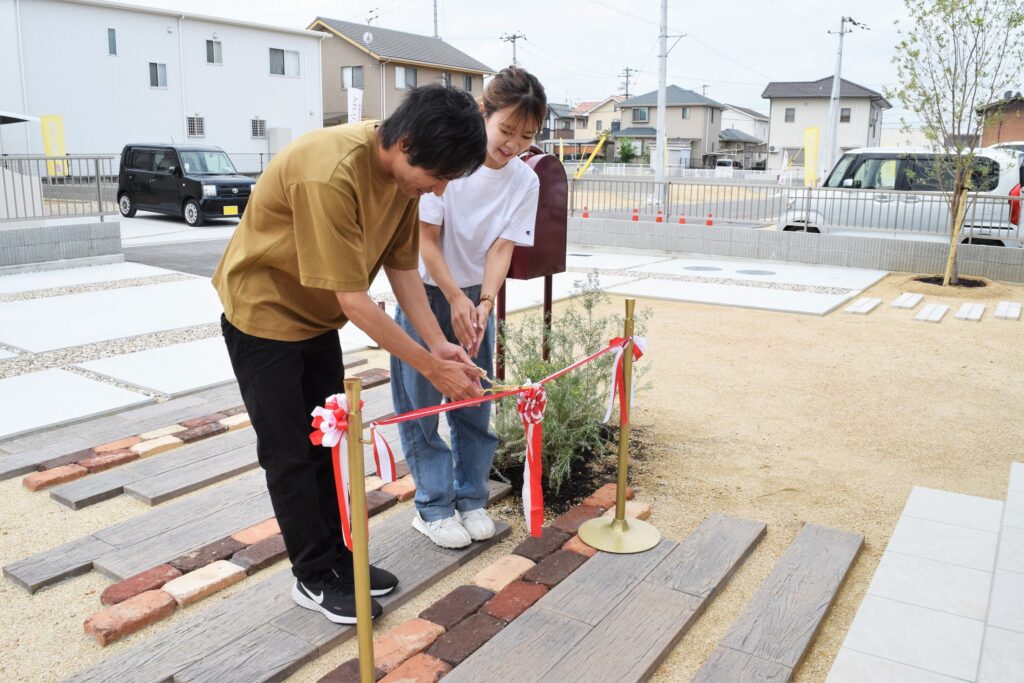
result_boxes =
[426,341,483,399]
[448,292,479,352]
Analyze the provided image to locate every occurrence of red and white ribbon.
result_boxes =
[517,382,547,536]
[603,336,649,426]
[370,426,397,483]
[310,394,357,551]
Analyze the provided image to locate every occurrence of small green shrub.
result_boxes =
[493,273,648,492]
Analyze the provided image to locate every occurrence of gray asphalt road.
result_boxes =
[123,239,230,277]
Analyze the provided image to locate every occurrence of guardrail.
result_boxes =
[569,162,804,185]
[569,177,1024,245]
[1,155,118,223]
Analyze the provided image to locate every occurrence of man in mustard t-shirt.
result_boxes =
[213,85,486,625]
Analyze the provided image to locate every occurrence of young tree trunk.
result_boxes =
[943,188,969,286]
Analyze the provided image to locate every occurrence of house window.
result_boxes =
[251,118,266,138]
[149,62,167,88]
[560,120,571,130]
[463,74,473,91]
[785,107,796,123]
[395,65,417,89]
[632,107,649,123]
[710,108,716,123]
[782,147,805,165]
[611,120,620,133]
[269,48,299,77]
[206,40,222,65]
[576,118,586,129]
[341,66,364,89]
[681,107,690,119]
[186,116,205,137]
[840,107,851,123]
[596,119,603,130]
[107,28,117,56]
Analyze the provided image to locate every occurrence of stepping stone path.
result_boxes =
[891,292,924,309]
[995,301,1022,320]
[844,297,882,315]
[828,468,1024,682]
[914,303,949,323]
[956,303,986,321]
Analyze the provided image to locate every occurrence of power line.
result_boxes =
[500,32,526,67]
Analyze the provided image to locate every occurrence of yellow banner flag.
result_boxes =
[41,115,68,177]
[803,127,819,187]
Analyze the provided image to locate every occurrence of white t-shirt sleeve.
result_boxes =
[418,192,444,226]
[500,175,539,247]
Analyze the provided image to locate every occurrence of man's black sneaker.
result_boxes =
[291,574,383,624]
[330,563,399,597]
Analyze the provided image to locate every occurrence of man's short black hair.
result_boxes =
[379,84,486,180]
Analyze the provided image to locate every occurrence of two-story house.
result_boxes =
[309,17,493,125]
[761,76,891,171]
[719,104,769,168]
[615,85,724,167]
[570,96,625,140]
[539,102,575,142]
[978,90,1024,146]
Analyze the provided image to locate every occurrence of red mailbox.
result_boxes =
[507,146,568,280]
[496,146,568,378]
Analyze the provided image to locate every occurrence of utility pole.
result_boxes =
[823,16,868,181]
[500,33,526,67]
[619,67,635,99]
[433,0,438,38]
[701,84,708,97]
[655,0,667,188]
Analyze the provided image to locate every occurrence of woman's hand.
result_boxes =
[448,291,479,352]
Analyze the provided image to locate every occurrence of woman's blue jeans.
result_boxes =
[390,284,497,522]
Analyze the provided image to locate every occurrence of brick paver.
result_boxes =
[23,464,87,491]
[175,422,228,444]
[561,534,598,558]
[231,517,280,545]
[601,500,651,521]
[161,560,245,606]
[521,549,588,588]
[470,555,535,593]
[79,449,138,473]
[219,413,251,431]
[382,475,416,501]
[379,653,451,683]
[511,526,570,563]
[419,584,494,630]
[180,413,227,429]
[426,613,504,666]
[130,435,182,457]
[582,482,634,509]
[168,537,246,574]
[550,505,604,535]
[374,618,446,673]
[100,565,182,606]
[138,425,187,440]
[39,448,95,470]
[480,580,548,623]
[94,436,142,454]
[84,590,176,646]
[230,534,287,574]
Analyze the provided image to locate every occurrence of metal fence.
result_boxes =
[569,162,804,185]
[569,177,1024,244]
[1,155,118,223]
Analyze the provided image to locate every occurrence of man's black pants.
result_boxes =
[221,315,350,581]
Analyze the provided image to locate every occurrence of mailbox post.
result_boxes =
[496,146,568,379]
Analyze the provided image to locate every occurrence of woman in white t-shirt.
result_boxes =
[391,67,548,549]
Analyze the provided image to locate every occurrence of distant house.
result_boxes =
[537,96,624,160]
[571,96,625,140]
[309,17,493,125]
[540,102,575,142]
[720,104,769,168]
[978,90,1024,146]
[616,85,724,167]
[761,76,891,170]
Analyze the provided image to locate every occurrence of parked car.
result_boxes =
[777,146,1023,247]
[117,144,255,227]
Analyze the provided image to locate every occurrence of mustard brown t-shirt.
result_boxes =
[212,122,418,341]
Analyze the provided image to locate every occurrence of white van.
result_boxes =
[777,147,1023,247]
[715,158,742,178]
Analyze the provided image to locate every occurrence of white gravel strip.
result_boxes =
[0,273,195,304]
[568,266,854,295]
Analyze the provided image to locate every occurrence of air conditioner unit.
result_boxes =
[768,145,778,153]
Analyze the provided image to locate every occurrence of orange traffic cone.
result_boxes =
[582,206,590,218]
[655,209,664,223]
[631,207,639,222]
[706,212,714,226]
[678,213,686,225]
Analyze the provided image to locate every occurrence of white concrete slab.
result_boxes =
[987,569,1024,634]
[892,293,924,309]
[0,369,151,440]
[1010,462,1024,493]
[845,297,882,315]
[994,301,1022,320]
[915,303,949,323]
[76,338,233,396]
[504,272,637,313]
[0,278,223,352]
[996,525,1024,575]
[1005,488,1024,530]
[0,262,179,295]
[827,648,966,683]
[955,303,985,322]
[117,214,238,246]
[902,487,1004,533]
[979,626,1024,683]
[0,349,15,360]
[566,251,672,271]
[628,256,887,290]
[603,278,854,316]
[886,515,998,572]
[842,594,984,681]
[866,551,993,621]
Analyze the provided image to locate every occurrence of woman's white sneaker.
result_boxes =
[458,508,496,541]
[412,512,472,549]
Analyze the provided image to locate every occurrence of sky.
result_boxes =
[121,0,918,126]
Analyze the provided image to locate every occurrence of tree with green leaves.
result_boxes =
[616,138,637,164]
[890,0,1024,284]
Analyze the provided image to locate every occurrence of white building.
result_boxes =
[0,0,324,161]
[761,77,891,171]
[721,104,769,144]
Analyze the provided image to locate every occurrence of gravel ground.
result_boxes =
[1,271,1023,681]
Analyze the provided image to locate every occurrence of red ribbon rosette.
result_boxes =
[516,382,548,536]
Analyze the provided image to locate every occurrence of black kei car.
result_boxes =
[117,144,255,227]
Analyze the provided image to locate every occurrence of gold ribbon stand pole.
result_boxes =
[344,378,376,683]
[577,299,660,554]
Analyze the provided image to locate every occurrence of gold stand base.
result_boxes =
[577,516,661,554]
